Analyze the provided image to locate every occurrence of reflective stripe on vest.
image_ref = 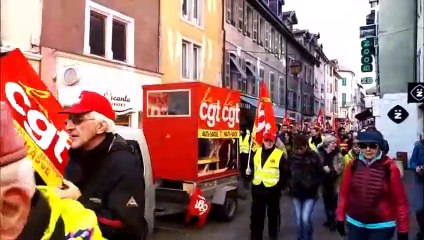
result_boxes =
[239,134,250,153]
[252,148,283,187]
[309,137,323,152]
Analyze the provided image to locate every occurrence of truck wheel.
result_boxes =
[217,196,237,222]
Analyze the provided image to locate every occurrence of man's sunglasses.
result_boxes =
[65,115,95,125]
[358,142,379,149]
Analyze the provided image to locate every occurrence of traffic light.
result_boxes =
[361,38,374,73]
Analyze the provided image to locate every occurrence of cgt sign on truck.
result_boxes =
[0,49,71,186]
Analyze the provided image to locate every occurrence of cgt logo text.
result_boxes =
[199,101,240,128]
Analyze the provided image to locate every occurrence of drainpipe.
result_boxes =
[414,0,418,82]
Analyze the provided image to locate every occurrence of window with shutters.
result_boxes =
[237,0,243,31]
[224,52,231,88]
[310,96,315,114]
[238,58,247,93]
[270,28,275,53]
[279,76,284,105]
[280,34,285,59]
[275,33,280,56]
[303,94,308,112]
[225,0,233,24]
[264,22,269,50]
[252,11,258,41]
[269,72,276,102]
[251,65,257,96]
[245,5,253,37]
[293,92,298,109]
[288,90,293,109]
[258,17,265,46]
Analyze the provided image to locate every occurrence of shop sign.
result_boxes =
[198,86,241,138]
[104,90,133,113]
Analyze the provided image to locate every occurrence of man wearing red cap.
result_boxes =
[57,91,147,240]
[250,131,286,240]
[0,102,103,240]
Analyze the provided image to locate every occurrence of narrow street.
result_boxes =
[153,171,419,240]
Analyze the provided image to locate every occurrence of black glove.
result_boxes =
[336,221,346,236]
[397,232,408,240]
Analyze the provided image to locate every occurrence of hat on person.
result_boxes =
[0,102,27,167]
[59,91,115,120]
[263,132,276,142]
[357,130,385,148]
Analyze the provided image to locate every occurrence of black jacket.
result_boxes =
[286,150,323,199]
[66,133,146,240]
[18,190,64,240]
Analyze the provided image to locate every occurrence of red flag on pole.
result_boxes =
[251,81,277,150]
[314,109,324,128]
[282,111,290,126]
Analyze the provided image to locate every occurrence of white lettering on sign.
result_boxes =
[255,103,271,133]
[394,109,402,119]
[199,101,240,128]
[5,82,71,164]
[194,196,209,215]
[417,89,423,98]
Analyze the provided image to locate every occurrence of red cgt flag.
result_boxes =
[185,187,211,227]
[314,108,324,128]
[251,81,277,150]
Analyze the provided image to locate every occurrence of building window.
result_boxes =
[279,76,284,106]
[303,94,309,112]
[84,0,135,64]
[342,93,347,107]
[341,77,347,86]
[237,0,243,31]
[245,5,253,37]
[274,32,280,55]
[225,0,233,24]
[181,40,201,80]
[115,114,131,126]
[252,11,258,41]
[269,72,275,102]
[181,0,203,27]
[258,17,265,46]
[270,28,275,52]
[147,90,191,117]
[264,22,270,50]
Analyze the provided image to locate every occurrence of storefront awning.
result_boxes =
[230,56,247,79]
[240,95,285,118]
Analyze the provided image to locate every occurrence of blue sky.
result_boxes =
[284,0,371,78]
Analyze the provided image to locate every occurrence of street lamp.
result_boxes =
[289,60,303,77]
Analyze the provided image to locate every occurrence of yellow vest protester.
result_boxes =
[252,148,284,187]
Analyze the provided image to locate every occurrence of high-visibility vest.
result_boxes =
[309,137,323,152]
[37,186,104,240]
[252,148,283,187]
[239,134,250,153]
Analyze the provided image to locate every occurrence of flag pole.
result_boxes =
[246,139,253,176]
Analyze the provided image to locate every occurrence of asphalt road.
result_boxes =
[153,171,419,240]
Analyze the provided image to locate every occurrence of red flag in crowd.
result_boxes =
[314,109,324,128]
[251,81,277,149]
[282,111,290,126]
[185,187,211,227]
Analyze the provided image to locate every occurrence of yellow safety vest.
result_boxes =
[309,137,323,152]
[37,186,104,240]
[239,134,250,153]
[252,148,283,187]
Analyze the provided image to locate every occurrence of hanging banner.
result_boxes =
[0,49,71,186]
[198,86,240,139]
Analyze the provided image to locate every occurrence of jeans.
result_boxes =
[293,198,316,240]
[347,223,395,240]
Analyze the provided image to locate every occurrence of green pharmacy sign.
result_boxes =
[361,38,374,73]
[361,77,373,84]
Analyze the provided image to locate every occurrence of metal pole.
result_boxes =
[246,140,253,176]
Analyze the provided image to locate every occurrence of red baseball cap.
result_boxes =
[263,132,276,141]
[59,91,115,120]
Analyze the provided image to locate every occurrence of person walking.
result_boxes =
[336,130,409,240]
[250,132,286,240]
[410,137,424,240]
[318,135,344,231]
[285,134,323,240]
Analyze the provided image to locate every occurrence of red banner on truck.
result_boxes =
[0,49,70,186]
[198,85,240,139]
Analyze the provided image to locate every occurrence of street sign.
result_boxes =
[387,105,409,124]
[361,77,373,84]
[408,82,424,103]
